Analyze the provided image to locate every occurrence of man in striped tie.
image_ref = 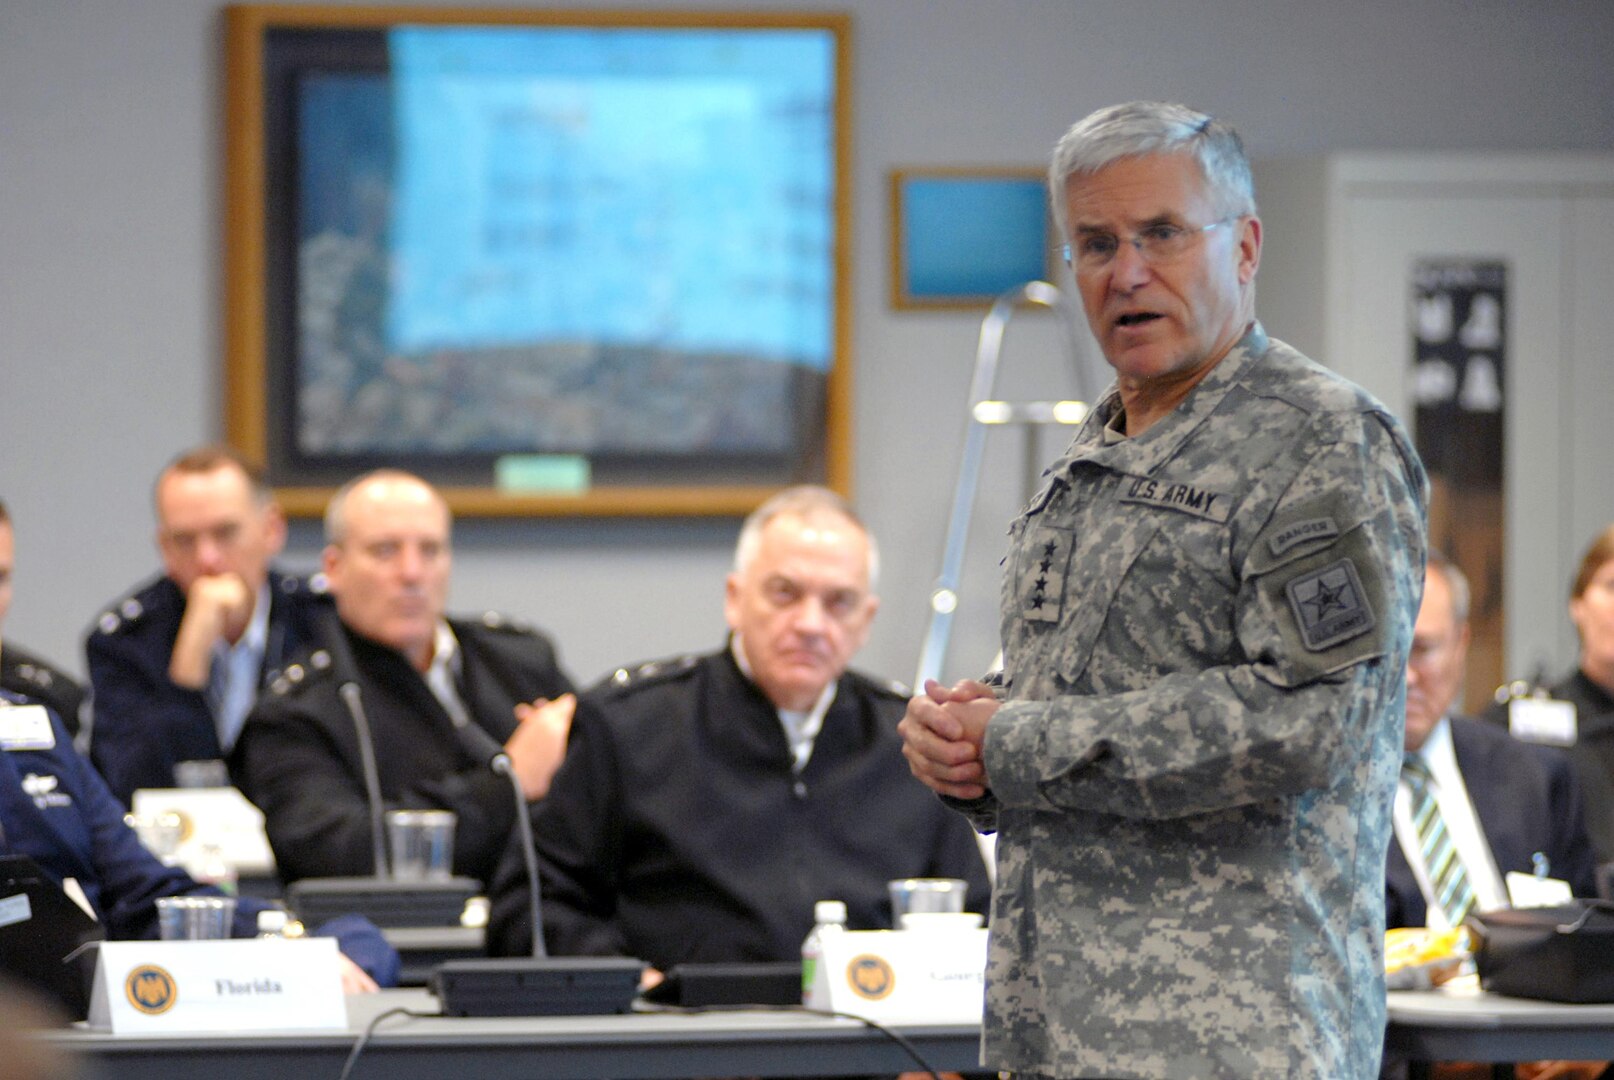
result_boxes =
[1387,549,1597,929]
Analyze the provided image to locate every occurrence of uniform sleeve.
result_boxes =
[984,411,1428,821]
[66,723,203,940]
[232,688,512,884]
[922,804,994,915]
[85,625,215,806]
[232,694,371,881]
[502,698,632,957]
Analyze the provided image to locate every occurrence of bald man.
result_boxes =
[230,470,575,886]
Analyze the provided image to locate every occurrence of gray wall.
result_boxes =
[4,0,1613,693]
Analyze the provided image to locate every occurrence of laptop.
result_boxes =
[0,854,105,1020]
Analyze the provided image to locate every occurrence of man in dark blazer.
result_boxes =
[231,469,574,886]
[1387,550,1598,928]
[86,447,329,804]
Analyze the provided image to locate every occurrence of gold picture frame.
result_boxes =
[224,4,853,517]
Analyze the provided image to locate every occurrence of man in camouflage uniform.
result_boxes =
[900,101,1427,1079]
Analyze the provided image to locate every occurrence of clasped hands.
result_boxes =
[898,678,1000,800]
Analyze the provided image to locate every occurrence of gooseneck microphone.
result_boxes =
[451,718,546,958]
[340,682,390,879]
[320,620,389,878]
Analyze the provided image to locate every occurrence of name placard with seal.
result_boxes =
[811,928,986,1023]
[87,938,346,1033]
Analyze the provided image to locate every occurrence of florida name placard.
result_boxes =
[87,938,346,1032]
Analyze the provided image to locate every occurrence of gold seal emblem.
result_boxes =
[846,954,895,1001]
[125,964,178,1014]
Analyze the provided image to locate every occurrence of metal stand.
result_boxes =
[913,279,1097,688]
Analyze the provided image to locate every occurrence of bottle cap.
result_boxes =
[814,900,847,925]
[257,909,289,933]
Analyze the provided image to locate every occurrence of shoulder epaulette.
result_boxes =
[473,610,538,635]
[9,662,65,695]
[266,648,335,697]
[846,667,913,702]
[598,654,701,696]
[274,570,330,599]
[92,581,170,637]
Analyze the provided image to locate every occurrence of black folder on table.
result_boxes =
[0,854,105,1020]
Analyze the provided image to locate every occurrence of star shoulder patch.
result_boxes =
[1284,557,1376,651]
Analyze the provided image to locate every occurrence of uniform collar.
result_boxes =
[1057,320,1269,479]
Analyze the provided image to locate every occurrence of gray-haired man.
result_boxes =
[900,101,1428,1078]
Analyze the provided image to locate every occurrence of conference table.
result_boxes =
[1387,985,1614,1077]
[43,983,1614,1079]
[42,988,984,1080]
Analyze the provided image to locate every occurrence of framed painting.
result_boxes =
[889,167,1051,310]
[224,5,852,516]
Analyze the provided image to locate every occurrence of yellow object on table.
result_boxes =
[1386,926,1469,989]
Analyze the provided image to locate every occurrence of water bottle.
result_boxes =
[801,899,847,1009]
[256,908,289,939]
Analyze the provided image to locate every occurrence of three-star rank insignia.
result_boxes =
[1285,557,1375,651]
[1021,526,1074,623]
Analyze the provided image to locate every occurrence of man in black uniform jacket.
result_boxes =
[86,447,329,804]
[488,486,990,971]
[231,470,574,886]
[0,500,86,737]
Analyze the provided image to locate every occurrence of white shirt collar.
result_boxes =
[423,621,471,728]
[731,634,838,772]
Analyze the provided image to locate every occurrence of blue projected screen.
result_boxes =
[286,23,839,466]
[902,177,1048,300]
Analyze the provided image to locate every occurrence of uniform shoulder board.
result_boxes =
[266,650,334,697]
[601,654,701,695]
[848,668,912,701]
[478,610,535,635]
[276,571,331,598]
[13,663,56,691]
[93,582,166,636]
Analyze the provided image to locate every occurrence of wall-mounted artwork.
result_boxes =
[889,168,1051,310]
[224,5,851,517]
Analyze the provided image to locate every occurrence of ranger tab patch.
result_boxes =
[1268,516,1340,558]
[1286,557,1376,651]
[1118,477,1231,523]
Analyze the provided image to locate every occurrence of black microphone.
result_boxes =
[452,719,547,959]
[319,620,389,878]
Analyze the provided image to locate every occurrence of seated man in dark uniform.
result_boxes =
[86,447,329,804]
[0,500,86,737]
[232,469,575,886]
[1,688,398,996]
[1388,550,1598,929]
[487,486,990,971]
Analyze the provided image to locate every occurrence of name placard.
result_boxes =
[87,938,347,1032]
[810,928,987,1023]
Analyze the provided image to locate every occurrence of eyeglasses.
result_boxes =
[1062,217,1237,271]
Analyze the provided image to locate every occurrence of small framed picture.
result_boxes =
[889,168,1052,309]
